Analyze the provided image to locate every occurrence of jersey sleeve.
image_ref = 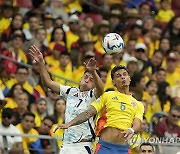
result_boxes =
[91,93,106,113]
[59,85,72,99]
[135,101,144,121]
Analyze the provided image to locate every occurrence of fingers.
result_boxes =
[29,45,39,54]
[83,62,87,66]
[28,49,35,59]
[53,124,67,133]
[124,133,128,138]
[121,131,128,137]
[53,125,59,133]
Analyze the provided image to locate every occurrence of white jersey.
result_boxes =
[0,124,22,149]
[60,85,96,144]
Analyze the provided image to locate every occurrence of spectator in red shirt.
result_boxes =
[153,105,180,138]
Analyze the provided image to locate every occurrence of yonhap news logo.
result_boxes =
[129,135,180,145]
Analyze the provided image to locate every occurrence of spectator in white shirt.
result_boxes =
[0,108,22,151]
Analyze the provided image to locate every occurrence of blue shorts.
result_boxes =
[95,139,129,154]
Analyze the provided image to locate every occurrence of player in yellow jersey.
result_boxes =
[54,65,144,154]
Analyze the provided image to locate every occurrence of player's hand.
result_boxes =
[83,57,97,73]
[53,123,71,133]
[29,45,44,64]
[121,129,134,141]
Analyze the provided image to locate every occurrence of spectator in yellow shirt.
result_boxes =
[165,52,180,87]
[66,14,79,51]
[6,66,34,96]
[1,13,23,49]
[45,43,66,68]
[48,26,66,51]
[93,20,110,55]
[48,51,73,85]
[16,112,42,154]
[43,13,54,44]
[101,54,116,91]
[51,123,64,147]
[33,98,48,128]
[155,0,175,23]
[83,16,94,36]
[12,92,29,126]
[4,83,23,109]
[72,51,95,84]
[157,81,174,113]
[0,1,14,34]
[63,0,82,13]
[51,98,66,147]
[51,97,66,124]
[142,80,161,123]
[130,73,146,101]
[144,25,162,57]
[154,67,167,83]
[159,38,171,56]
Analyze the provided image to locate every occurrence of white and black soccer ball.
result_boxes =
[102,33,124,54]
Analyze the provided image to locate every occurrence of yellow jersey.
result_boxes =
[4,97,18,109]
[45,55,60,67]
[48,64,73,86]
[50,121,64,147]
[6,79,34,95]
[16,123,39,154]
[166,69,180,87]
[155,9,175,23]
[91,91,144,131]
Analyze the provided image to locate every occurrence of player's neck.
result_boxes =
[117,87,130,95]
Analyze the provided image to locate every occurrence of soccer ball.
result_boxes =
[102,33,124,54]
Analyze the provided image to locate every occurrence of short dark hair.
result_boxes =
[130,72,144,87]
[99,67,108,73]
[170,105,180,112]
[16,65,28,73]
[22,112,35,119]
[2,108,13,118]
[43,116,55,124]
[157,67,166,72]
[111,65,128,80]
[146,79,157,88]
[140,142,155,152]
[36,98,47,104]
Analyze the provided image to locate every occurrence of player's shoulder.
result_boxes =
[104,90,116,95]
[131,96,144,106]
[66,86,79,94]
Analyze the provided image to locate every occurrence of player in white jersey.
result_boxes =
[29,45,104,154]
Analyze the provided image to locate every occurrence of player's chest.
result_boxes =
[67,91,94,108]
[106,96,137,112]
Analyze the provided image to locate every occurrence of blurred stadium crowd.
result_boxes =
[0,0,179,153]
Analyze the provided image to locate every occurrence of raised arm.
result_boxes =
[84,58,104,98]
[29,45,60,94]
[53,105,97,132]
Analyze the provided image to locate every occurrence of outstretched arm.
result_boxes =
[84,58,104,98]
[121,118,142,141]
[53,105,97,132]
[29,45,60,94]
